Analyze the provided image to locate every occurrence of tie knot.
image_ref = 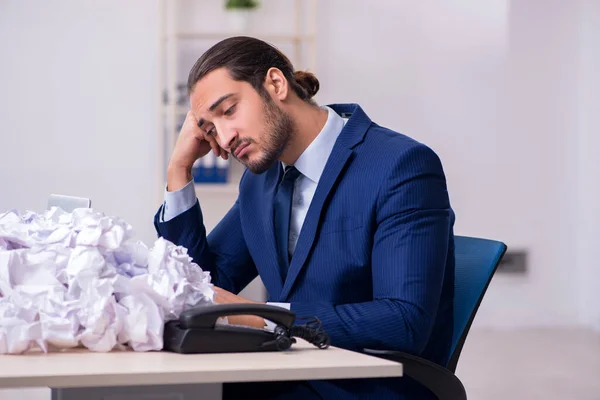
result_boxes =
[282,166,301,183]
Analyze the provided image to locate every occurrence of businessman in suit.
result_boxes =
[154,36,456,400]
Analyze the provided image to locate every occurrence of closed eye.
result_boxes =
[205,125,216,136]
[224,104,236,117]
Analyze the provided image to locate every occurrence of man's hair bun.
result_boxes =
[293,70,320,99]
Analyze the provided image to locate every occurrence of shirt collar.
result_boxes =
[282,106,346,184]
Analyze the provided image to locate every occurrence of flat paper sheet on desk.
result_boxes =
[0,207,214,354]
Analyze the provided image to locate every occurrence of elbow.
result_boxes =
[383,300,434,355]
[403,318,433,356]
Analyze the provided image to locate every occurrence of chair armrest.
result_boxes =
[363,348,466,400]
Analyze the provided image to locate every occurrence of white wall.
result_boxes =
[475,0,580,327]
[576,0,600,330]
[0,0,162,245]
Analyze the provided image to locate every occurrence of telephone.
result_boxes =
[163,303,330,354]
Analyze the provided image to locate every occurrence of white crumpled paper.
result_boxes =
[0,207,214,354]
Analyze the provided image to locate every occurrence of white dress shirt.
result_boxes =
[282,106,347,255]
[161,106,347,324]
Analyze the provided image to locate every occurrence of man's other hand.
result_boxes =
[213,287,267,328]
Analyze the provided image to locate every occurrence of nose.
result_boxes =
[216,124,237,152]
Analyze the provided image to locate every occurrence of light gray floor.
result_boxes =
[456,328,600,400]
[1,328,598,400]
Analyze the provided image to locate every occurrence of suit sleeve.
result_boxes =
[290,144,452,354]
[153,194,258,295]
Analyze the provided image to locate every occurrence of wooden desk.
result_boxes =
[0,340,402,398]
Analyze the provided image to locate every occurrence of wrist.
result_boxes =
[167,163,193,192]
[246,315,267,328]
[226,315,266,328]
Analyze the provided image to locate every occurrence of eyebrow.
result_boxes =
[197,93,235,129]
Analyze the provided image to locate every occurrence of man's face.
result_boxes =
[190,68,294,174]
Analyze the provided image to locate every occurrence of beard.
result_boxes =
[232,96,295,174]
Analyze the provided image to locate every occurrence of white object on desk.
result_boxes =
[46,194,91,212]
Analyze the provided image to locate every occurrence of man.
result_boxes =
[154,36,456,400]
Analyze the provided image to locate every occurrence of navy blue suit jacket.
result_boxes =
[154,104,455,399]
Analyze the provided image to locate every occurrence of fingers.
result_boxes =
[208,136,221,157]
[220,147,229,160]
[213,286,256,305]
[213,286,234,304]
[213,287,225,304]
[198,131,219,156]
[186,110,197,122]
[189,114,228,160]
[203,134,229,160]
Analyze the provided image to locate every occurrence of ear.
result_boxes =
[264,67,289,101]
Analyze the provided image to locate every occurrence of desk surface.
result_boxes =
[0,340,402,388]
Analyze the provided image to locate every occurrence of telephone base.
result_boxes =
[163,320,294,354]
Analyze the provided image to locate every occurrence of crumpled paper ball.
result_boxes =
[0,207,214,354]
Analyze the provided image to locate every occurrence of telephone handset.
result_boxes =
[163,303,330,354]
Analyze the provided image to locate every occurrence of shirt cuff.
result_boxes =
[162,180,197,222]
[264,302,291,331]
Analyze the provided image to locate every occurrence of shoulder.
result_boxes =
[360,123,445,176]
[359,125,451,215]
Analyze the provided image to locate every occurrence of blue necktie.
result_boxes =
[274,165,301,280]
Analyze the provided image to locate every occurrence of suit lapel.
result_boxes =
[277,103,372,300]
[279,146,353,299]
[260,164,285,295]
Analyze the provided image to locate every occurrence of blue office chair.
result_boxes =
[365,235,507,400]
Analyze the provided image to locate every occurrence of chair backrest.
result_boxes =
[446,235,507,372]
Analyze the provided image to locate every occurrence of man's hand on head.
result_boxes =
[167,110,228,192]
[213,286,267,328]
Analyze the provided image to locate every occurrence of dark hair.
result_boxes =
[187,36,319,103]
